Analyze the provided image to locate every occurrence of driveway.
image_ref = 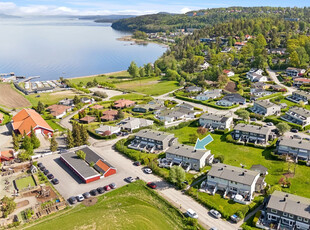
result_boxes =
[0,124,13,150]
[267,69,295,96]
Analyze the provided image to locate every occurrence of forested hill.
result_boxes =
[111,7,310,32]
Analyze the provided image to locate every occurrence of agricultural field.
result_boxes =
[25,90,78,106]
[27,181,187,230]
[0,83,31,108]
[114,77,180,96]
[169,126,310,198]
[68,71,131,85]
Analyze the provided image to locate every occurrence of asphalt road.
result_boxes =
[267,69,296,96]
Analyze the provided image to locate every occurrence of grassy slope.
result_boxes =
[25,92,77,106]
[110,93,153,101]
[45,119,65,132]
[115,77,179,96]
[28,181,185,230]
[68,71,130,85]
[169,126,310,198]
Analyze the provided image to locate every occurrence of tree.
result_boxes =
[255,34,267,48]
[235,109,250,121]
[189,133,198,144]
[80,125,89,145]
[128,61,139,78]
[197,127,207,135]
[218,74,228,88]
[73,95,80,105]
[267,185,282,196]
[66,130,74,149]
[30,127,40,149]
[74,125,82,147]
[289,50,300,67]
[139,67,146,78]
[76,150,86,160]
[18,150,32,162]
[276,122,290,135]
[1,196,16,218]
[21,135,33,153]
[117,110,124,119]
[50,135,58,152]
[12,131,19,151]
[36,101,45,114]
[169,166,186,187]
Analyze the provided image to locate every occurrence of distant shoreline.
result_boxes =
[117,35,169,48]
[67,70,127,80]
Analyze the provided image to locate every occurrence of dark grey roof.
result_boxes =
[234,123,271,136]
[267,190,310,219]
[278,137,310,151]
[166,144,211,160]
[293,90,310,100]
[222,94,245,103]
[208,163,259,186]
[61,151,99,179]
[255,100,280,109]
[78,147,101,165]
[288,107,310,119]
[135,129,175,142]
[200,113,229,123]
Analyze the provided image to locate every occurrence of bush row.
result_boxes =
[256,92,283,101]
[263,117,303,131]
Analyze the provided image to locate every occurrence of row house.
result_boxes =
[250,100,281,116]
[281,107,310,127]
[199,113,233,130]
[276,137,310,161]
[286,90,310,105]
[232,124,272,144]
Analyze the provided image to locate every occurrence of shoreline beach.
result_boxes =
[67,70,127,80]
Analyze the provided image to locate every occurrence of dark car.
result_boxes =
[97,187,105,194]
[37,163,43,168]
[47,174,54,179]
[90,189,98,196]
[39,166,46,171]
[291,128,299,133]
[133,161,141,166]
[68,196,77,204]
[125,177,134,183]
[104,185,111,191]
[250,118,257,121]
[51,178,59,185]
[83,192,91,199]
[147,182,157,189]
[43,169,49,175]
[109,183,116,189]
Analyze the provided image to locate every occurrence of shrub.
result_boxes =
[253,210,262,226]
[215,155,225,163]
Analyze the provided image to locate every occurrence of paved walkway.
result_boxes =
[267,69,295,96]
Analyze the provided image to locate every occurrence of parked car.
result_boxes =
[230,214,241,223]
[186,209,198,219]
[109,183,116,189]
[51,178,59,185]
[104,185,111,191]
[43,169,49,175]
[209,209,221,219]
[133,161,141,166]
[144,168,152,174]
[39,166,46,171]
[37,163,43,168]
[47,174,54,179]
[209,228,218,230]
[83,192,91,199]
[90,189,98,196]
[125,177,134,183]
[267,122,273,126]
[147,182,157,189]
[250,118,257,121]
[76,194,84,202]
[303,137,310,141]
[97,187,105,194]
[293,135,302,139]
[291,128,298,133]
[68,196,77,204]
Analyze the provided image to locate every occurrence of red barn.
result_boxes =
[12,109,53,137]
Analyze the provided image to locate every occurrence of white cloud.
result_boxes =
[180,7,191,14]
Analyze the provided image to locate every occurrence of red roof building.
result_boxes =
[12,109,53,137]
[79,116,96,124]
[101,110,118,121]
[114,99,135,109]
[92,104,104,110]
[47,104,71,119]
[0,150,14,162]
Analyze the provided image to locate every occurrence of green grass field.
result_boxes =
[115,77,179,96]
[110,93,153,102]
[69,71,131,85]
[25,90,78,106]
[15,176,36,191]
[169,126,310,198]
[45,119,65,132]
[28,181,187,230]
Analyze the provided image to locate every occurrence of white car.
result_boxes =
[186,209,198,219]
[209,209,221,219]
[144,168,152,174]
[76,194,84,202]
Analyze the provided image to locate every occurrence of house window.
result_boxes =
[211,176,214,179]
[271,209,277,214]
[304,218,308,223]
[283,212,288,217]
[289,214,294,218]
[297,216,302,221]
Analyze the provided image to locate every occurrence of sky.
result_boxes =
[0,0,309,16]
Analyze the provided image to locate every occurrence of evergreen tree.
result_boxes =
[73,95,80,105]
[12,131,19,151]
[30,127,40,149]
[74,126,82,147]
[80,125,89,145]
[36,101,45,114]
[117,110,124,119]
[50,135,58,152]
[66,130,74,149]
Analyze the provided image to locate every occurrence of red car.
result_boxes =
[104,185,111,191]
[147,182,157,189]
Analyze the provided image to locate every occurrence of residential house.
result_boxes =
[12,108,53,137]
[196,89,222,101]
[79,116,96,124]
[113,99,135,109]
[133,100,165,113]
[252,82,269,90]
[234,42,246,50]
[128,129,177,152]
[293,78,310,87]
[101,110,118,121]
[216,93,246,107]
[250,100,281,116]
[205,163,261,201]
[199,113,233,130]
[80,97,92,104]
[118,117,154,132]
[250,88,273,98]
[59,98,74,106]
[286,90,310,105]
[265,191,310,230]
[165,144,214,171]
[199,62,210,70]
[232,124,272,144]
[91,104,104,110]
[0,150,15,163]
[268,48,287,55]
[286,67,306,77]
[0,113,3,124]
[157,108,200,124]
[276,137,310,161]
[281,107,310,127]
[185,86,202,93]
[247,69,268,82]
[221,47,232,53]
[95,125,120,136]
[223,69,235,77]
[178,102,194,110]
[46,104,72,119]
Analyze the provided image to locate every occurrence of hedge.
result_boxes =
[256,92,283,101]
[0,107,12,126]
[87,129,117,140]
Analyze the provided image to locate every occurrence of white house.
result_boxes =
[95,125,121,136]
[199,113,233,130]
[223,69,235,77]
[196,89,222,101]
[247,69,267,82]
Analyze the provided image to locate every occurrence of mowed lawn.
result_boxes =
[115,77,179,96]
[25,90,78,106]
[28,181,186,230]
[69,71,131,85]
[15,176,36,191]
[169,126,310,198]
[110,93,153,101]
